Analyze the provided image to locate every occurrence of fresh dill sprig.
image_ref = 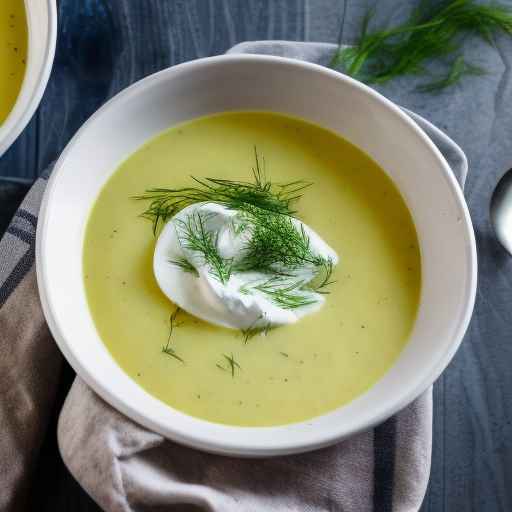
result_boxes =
[217,353,241,378]
[240,315,273,343]
[240,266,334,309]
[162,307,184,363]
[416,55,486,92]
[309,258,336,294]
[175,211,232,284]
[231,218,249,236]
[252,277,318,310]
[234,209,336,310]
[235,206,323,274]
[161,346,184,363]
[134,147,311,235]
[330,0,512,91]
[169,257,199,277]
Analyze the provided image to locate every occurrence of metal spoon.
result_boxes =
[490,168,512,255]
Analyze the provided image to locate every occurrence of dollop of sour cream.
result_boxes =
[154,202,338,330]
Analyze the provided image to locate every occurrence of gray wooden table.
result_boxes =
[1,1,511,510]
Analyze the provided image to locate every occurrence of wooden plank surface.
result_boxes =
[1,1,511,510]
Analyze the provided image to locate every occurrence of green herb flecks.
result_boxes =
[169,257,199,277]
[135,147,311,235]
[175,211,232,284]
[217,353,241,377]
[162,307,184,363]
[240,315,273,343]
[330,0,512,91]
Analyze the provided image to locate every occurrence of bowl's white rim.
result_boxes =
[0,0,57,158]
[36,54,477,457]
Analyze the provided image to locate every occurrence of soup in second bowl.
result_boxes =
[0,0,27,124]
[83,111,421,427]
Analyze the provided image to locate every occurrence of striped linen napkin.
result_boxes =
[0,42,467,512]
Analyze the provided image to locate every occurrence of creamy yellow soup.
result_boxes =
[0,0,27,124]
[83,112,421,427]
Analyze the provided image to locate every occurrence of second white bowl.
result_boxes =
[0,0,57,158]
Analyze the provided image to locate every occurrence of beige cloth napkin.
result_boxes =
[0,42,468,512]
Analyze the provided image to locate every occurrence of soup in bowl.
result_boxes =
[36,55,476,456]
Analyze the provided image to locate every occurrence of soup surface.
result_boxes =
[0,0,27,124]
[83,112,421,426]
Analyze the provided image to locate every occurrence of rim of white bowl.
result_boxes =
[36,54,477,456]
[0,0,57,158]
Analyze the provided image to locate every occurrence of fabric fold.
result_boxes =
[0,176,62,512]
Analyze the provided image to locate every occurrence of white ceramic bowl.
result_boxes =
[36,55,477,457]
[0,0,57,158]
